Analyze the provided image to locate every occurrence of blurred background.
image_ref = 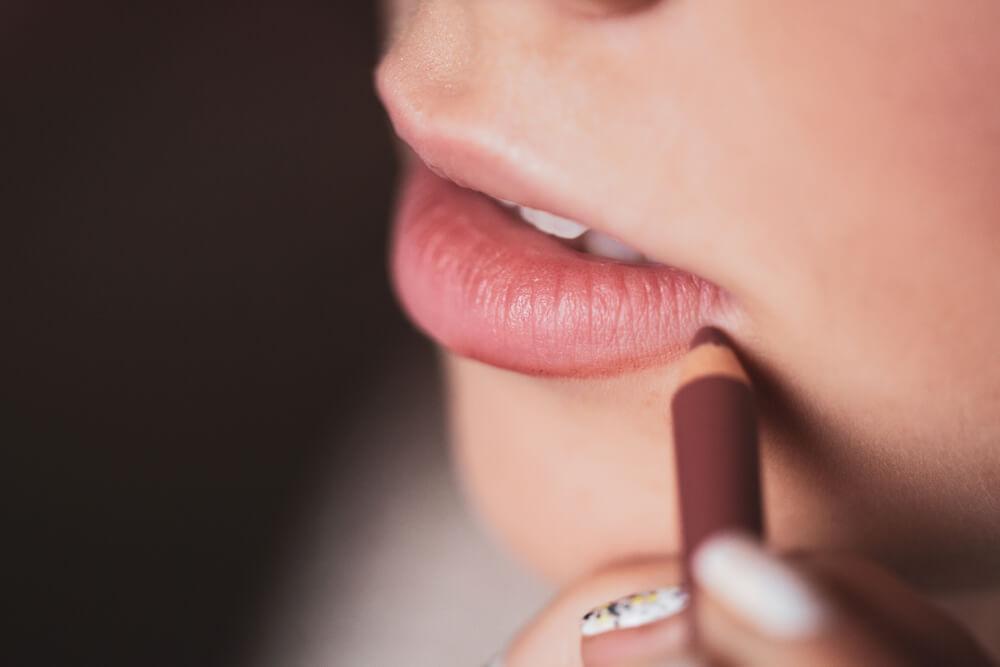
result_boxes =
[2,3,547,665]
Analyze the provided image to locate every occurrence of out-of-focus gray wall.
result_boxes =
[0,4,419,665]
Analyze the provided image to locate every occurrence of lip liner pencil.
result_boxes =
[671,326,764,579]
[577,329,764,664]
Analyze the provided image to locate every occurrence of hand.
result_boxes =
[496,533,991,666]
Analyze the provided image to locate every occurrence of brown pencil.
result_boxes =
[671,327,764,579]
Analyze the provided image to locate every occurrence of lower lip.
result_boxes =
[390,161,731,376]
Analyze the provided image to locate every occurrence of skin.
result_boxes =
[376,0,1000,661]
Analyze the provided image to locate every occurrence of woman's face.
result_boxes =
[376,1,1000,588]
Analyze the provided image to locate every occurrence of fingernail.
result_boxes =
[581,586,690,637]
[692,532,828,639]
[483,651,504,667]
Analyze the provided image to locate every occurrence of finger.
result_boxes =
[800,554,991,664]
[582,618,692,667]
[500,556,684,667]
[689,533,991,667]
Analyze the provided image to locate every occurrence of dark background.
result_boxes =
[1,3,414,665]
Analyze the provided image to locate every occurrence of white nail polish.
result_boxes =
[692,533,828,639]
[581,586,690,637]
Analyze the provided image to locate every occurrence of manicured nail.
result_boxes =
[692,532,828,639]
[483,651,504,667]
[581,586,690,637]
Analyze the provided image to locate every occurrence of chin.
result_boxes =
[444,353,686,582]
[440,353,993,591]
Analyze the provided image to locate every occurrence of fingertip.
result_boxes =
[581,615,692,666]
[579,587,692,666]
[691,532,829,640]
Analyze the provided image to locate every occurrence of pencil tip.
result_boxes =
[689,326,731,350]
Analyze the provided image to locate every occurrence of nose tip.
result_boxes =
[374,0,478,110]
[374,2,477,162]
[373,0,598,211]
[373,55,444,181]
[374,1,497,193]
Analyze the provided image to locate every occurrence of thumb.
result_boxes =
[687,533,990,667]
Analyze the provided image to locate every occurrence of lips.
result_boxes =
[390,159,732,376]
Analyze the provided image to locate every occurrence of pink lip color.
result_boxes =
[390,160,729,377]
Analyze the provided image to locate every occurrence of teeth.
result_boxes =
[582,230,646,263]
[517,206,590,240]
[495,197,646,262]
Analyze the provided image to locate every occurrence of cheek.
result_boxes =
[445,356,679,583]
[674,2,1000,428]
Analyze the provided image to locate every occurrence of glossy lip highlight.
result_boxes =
[390,159,732,377]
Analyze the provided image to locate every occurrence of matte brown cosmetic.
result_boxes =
[671,327,763,576]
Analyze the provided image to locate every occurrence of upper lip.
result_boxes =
[376,61,738,376]
[376,64,629,248]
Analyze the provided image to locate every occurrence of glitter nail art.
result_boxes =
[580,586,689,637]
